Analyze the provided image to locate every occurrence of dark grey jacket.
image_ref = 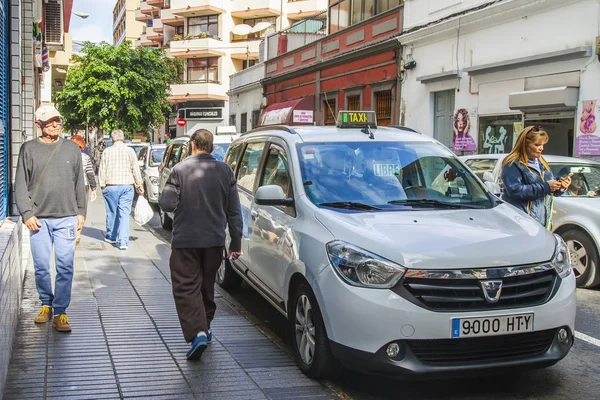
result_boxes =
[159,153,243,251]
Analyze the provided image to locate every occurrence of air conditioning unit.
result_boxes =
[44,0,64,50]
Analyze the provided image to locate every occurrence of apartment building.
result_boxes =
[113,0,146,47]
[134,0,327,137]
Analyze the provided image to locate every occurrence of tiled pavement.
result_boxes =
[3,199,339,400]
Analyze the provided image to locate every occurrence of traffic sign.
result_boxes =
[177,118,186,127]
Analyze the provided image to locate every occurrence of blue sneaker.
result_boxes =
[186,332,208,360]
[207,328,212,344]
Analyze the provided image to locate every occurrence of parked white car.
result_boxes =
[460,154,600,288]
[137,144,166,204]
[217,111,576,378]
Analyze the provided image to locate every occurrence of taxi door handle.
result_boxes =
[250,210,259,221]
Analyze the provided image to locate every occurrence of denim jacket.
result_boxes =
[500,159,564,228]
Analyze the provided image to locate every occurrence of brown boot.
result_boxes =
[52,314,72,332]
[34,306,52,324]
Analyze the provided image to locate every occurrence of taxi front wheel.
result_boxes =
[290,282,337,378]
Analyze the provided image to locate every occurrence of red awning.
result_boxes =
[259,96,315,126]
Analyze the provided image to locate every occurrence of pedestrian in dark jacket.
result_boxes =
[158,129,243,360]
[501,126,571,229]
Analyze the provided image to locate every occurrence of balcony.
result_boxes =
[135,9,152,22]
[169,81,228,102]
[170,37,225,58]
[148,0,165,6]
[230,39,261,60]
[153,18,164,32]
[231,0,282,18]
[148,32,164,42]
[138,33,161,47]
[286,0,327,21]
[140,1,157,15]
[230,63,265,91]
[265,14,326,60]
[161,7,184,26]
[170,0,226,17]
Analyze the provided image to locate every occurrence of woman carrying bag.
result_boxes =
[501,126,572,230]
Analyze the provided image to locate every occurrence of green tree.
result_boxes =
[55,41,181,135]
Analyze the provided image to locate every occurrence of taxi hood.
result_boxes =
[314,204,556,270]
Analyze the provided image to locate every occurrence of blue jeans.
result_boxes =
[30,216,77,316]
[103,185,134,246]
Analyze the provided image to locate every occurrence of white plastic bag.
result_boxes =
[134,196,153,226]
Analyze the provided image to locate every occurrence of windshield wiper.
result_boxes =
[388,199,485,209]
[319,202,382,211]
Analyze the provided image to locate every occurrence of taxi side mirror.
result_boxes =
[255,185,294,207]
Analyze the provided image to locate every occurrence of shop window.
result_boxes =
[252,110,261,129]
[375,90,392,126]
[323,97,336,125]
[346,94,361,111]
[243,17,277,39]
[187,57,219,83]
[188,15,219,37]
[241,112,248,133]
[478,115,522,155]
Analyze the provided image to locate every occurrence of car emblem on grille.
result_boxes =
[480,280,503,303]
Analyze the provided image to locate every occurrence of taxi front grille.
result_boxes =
[397,269,558,312]
[407,329,556,366]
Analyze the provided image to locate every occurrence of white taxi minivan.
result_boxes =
[218,111,576,378]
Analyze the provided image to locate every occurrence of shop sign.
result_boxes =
[576,100,600,156]
[185,108,222,119]
[293,110,313,123]
[261,107,292,126]
[453,108,478,153]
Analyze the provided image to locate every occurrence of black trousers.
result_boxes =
[169,247,223,342]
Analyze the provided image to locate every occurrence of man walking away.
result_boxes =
[159,129,243,360]
[15,105,87,332]
[98,130,144,250]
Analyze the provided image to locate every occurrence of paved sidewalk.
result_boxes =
[3,199,338,400]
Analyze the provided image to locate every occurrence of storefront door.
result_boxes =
[434,90,455,149]
[524,111,575,157]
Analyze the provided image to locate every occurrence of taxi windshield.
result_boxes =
[297,142,494,210]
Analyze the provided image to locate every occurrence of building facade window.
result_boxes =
[230,114,236,128]
[374,90,392,126]
[177,25,184,35]
[242,59,257,70]
[478,114,522,155]
[329,0,401,34]
[323,96,337,125]
[252,110,261,129]
[188,15,219,36]
[241,112,248,133]
[346,94,361,110]
[187,57,219,83]
[242,17,277,39]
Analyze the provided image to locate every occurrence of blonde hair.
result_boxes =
[502,126,550,170]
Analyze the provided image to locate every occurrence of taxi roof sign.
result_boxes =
[337,110,377,129]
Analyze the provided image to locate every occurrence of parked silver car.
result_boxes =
[460,154,600,288]
[137,144,166,204]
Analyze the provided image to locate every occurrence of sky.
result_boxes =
[69,0,115,45]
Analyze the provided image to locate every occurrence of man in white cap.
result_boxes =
[15,105,87,332]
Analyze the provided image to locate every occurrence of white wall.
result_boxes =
[402,0,600,143]
[404,0,492,30]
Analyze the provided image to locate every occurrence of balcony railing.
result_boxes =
[230,63,265,91]
[169,81,228,101]
[266,11,326,60]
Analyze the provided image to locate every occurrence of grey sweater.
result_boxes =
[15,138,87,221]
[158,154,243,251]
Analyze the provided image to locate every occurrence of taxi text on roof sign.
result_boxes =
[336,110,377,129]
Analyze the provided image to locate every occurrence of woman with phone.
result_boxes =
[500,126,571,229]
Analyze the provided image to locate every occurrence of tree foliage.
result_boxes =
[55,42,181,134]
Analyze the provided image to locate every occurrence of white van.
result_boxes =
[218,111,576,378]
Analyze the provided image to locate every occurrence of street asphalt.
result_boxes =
[146,206,600,400]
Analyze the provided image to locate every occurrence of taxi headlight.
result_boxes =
[551,234,572,278]
[327,241,406,289]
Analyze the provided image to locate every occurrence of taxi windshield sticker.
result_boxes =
[374,164,400,177]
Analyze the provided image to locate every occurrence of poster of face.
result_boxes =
[453,108,477,152]
[576,100,600,156]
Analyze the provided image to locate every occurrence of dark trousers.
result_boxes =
[170,246,223,343]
